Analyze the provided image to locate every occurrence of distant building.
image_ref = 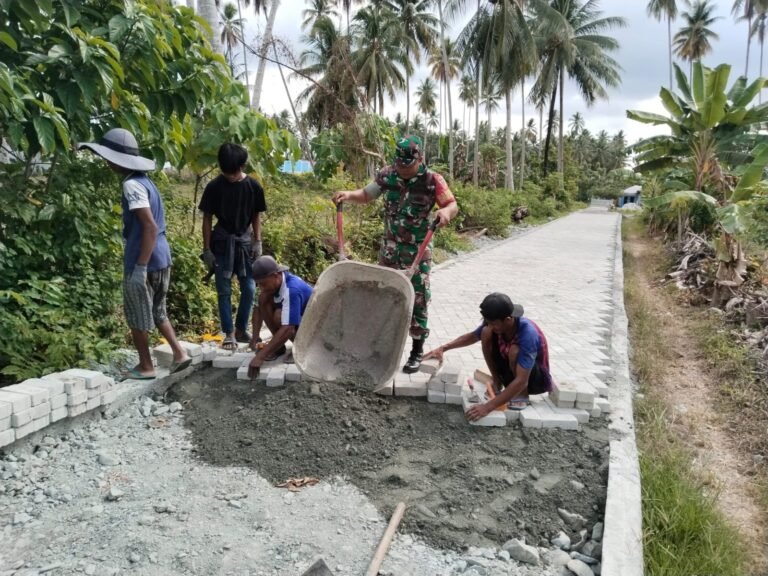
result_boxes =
[617,185,642,208]
[280,159,313,174]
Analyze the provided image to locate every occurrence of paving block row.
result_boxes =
[0,369,117,448]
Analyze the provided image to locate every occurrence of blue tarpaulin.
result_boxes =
[281,160,313,174]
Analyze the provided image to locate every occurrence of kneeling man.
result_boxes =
[248,256,313,377]
[424,292,553,421]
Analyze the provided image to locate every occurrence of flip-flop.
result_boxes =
[120,367,156,381]
[170,357,192,374]
[235,331,252,343]
[221,337,238,351]
[507,398,530,411]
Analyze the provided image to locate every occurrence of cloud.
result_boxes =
[196,0,756,145]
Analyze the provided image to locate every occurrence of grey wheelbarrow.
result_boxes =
[293,202,437,388]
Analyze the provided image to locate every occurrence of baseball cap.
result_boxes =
[479,293,524,321]
[251,255,289,282]
[394,135,423,166]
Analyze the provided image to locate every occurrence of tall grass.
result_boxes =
[623,218,749,576]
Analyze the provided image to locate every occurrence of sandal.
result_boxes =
[120,367,156,381]
[235,330,252,344]
[507,398,530,411]
[265,345,287,362]
[170,357,192,374]
[221,336,238,351]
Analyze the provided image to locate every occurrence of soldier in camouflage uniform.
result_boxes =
[333,136,458,373]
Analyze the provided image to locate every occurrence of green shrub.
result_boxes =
[453,183,514,236]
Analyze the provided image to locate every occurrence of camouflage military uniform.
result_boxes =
[365,164,455,340]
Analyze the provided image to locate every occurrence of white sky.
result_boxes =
[187,0,759,145]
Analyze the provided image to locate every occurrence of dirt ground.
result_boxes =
[169,368,610,551]
[626,232,768,571]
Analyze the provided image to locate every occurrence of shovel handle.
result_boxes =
[365,502,406,576]
[336,201,346,261]
[405,218,439,279]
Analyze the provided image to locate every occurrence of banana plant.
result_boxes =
[642,142,768,304]
[629,61,768,305]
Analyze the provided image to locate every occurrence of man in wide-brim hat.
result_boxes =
[79,129,191,379]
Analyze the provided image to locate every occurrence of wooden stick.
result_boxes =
[365,502,406,576]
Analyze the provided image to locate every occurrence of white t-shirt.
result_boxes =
[122,177,150,211]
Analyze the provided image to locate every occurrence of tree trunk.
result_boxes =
[197,0,221,53]
[520,80,525,190]
[713,232,748,307]
[473,67,481,184]
[251,0,280,110]
[436,0,454,178]
[504,88,514,191]
[273,44,310,159]
[405,67,411,133]
[543,81,558,177]
[237,0,250,95]
[746,15,753,78]
[558,64,564,183]
[760,36,765,105]
[667,15,673,90]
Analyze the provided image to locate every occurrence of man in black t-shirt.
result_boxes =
[199,143,267,350]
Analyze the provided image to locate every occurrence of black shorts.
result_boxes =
[491,334,551,395]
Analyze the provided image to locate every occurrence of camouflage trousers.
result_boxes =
[379,239,431,340]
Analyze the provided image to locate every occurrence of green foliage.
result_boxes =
[311,115,399,181]
[452,183,514,236]
[184,83,300,178]
[0,0,232,166]
[0,160,125,381]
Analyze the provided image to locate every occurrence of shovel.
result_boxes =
[299,502,407,576]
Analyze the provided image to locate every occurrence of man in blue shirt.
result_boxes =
[423,292,552,420]
[79,129,191,380]
[247,256,313,377]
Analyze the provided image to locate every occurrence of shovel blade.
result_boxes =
[300,558,335,576]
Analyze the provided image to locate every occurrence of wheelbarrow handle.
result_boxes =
[335,201,346,261]
[405,218,439,279]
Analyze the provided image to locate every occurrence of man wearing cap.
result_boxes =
[247,256,313,377]
[423,292,553,420]
[79,129,191,379]
[332,135,458,374]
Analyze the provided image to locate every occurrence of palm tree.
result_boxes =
[220,3,245,73]
[428,39,461,133]
[479,0,536,190]
[250,0,279,110]
[751,3,768,102]
[303,0,339,34]
[674,0,721,77]
[434,0,462,178]
[530,0,625,180]
[459,74,476,138]
[569,112,585,137]
[199,0,223,53]
[351,5,408,114]
[647,0,681,89]
[733,0,758,76]
[340,0,365,31]
[381,0,438,133]
[296,17,359,129]
[426,109,439,160]
[481,77,502,140]
[416,77,438,155]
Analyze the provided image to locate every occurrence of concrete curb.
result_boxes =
[601,214,644,575]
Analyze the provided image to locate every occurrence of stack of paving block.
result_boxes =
[236,358,302,386]
[425,363,464,405]
[549,379,611,419]
[0,369,115,448]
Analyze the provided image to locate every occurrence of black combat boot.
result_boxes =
[403,338,424,374]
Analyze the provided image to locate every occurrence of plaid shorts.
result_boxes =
[123,267,171,332]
